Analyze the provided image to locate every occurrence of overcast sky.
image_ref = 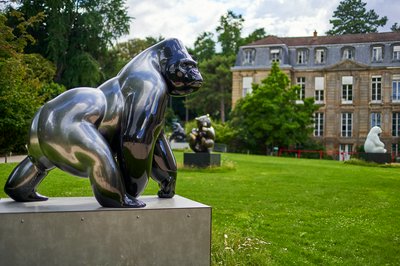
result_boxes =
[121,0,399,48]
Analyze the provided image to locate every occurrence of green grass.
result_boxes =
[1,152,400,265]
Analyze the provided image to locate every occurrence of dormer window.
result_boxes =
[342,47,354,60]
[297,49,308,64]
[393,45,400,61]
[242,48,256,65]
[270,48,281,63]
[372,46,383,62]
[315,48,326,64]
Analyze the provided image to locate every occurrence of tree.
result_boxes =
[242,28,267,45]
[185,54,235,123]
[7,0,131,88]
[229,63,319,154]
[191,31,216,62]
[391,23,400,32]
[0,11,63,156]
[326,0,387,35]
[216,10,244,56]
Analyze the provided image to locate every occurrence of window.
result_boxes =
[297,49,307,64]
[392,112,400,136]
[372,46,383,62]
[315,48,326,64]
[242,77,253,96]
[242,48,256,65]
[341,113,352,137]
[370,112,381,128]
[270,48,281,62]
[371,76,382,102]
[315,77,324,104]
[392,75,400,102]
[296,77,305,101]
[392,143,400,158]
[342,76,353,104]
[342,47,354,60]
[314,112,324,137]
[393,45,400,61]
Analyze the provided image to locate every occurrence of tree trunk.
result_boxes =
[220,90,225,123]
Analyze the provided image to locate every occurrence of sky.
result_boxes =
[121,0,400,48]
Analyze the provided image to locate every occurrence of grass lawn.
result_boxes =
[1,152,399,265]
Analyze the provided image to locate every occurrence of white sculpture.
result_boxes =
[364,126,387,153]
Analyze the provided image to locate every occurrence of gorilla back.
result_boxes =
[4,38,202,208]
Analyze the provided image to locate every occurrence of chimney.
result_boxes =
[313,30,318,37]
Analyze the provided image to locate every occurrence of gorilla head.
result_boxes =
[160,39,203,96]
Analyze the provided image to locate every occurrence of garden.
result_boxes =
[1,151,399,265]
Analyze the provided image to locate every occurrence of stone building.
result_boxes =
[231,31,400,158]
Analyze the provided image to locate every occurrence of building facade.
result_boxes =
[231,32,400,157]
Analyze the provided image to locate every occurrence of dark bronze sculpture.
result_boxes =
[169,122,186,143]
[188,115,215,153]
[4,38,202,208]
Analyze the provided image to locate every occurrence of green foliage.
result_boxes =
[185,54,235,122]
[216,10,244,56]
[190,31,216,62]
[0,11,60,154]
[391,22,400,32]
[242,28,267,45]
[326,0,388,35]
[8,0,131,88]
[229,63,319,153]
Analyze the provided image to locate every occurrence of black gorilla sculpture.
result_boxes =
[189,115,215,153]
[4,38,202,208]
[169,122,186,143]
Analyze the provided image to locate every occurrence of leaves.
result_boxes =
[326,0,387,35]
[229,63,319,153]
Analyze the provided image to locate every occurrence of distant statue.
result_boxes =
[364,126,387,153]
[189,115,215,153]
[169,122,186,143]
[4,38,202,208]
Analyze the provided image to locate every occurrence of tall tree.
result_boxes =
[0,11,63,156]
[191,31,216,62]
[185,54,235,123]
[326,0,387,35]
[243,28,267,45]
[8,0,131,88]
[216,10,244,56]
[229,63,319,154]
[391,23,400,32]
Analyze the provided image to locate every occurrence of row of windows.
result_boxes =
[313,112,400,137]
[242,45,400,65]
[243,75,400,103]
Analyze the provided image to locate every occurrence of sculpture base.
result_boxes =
[0,196,211,266]
[360,153,392,164]
[184,153,221,167]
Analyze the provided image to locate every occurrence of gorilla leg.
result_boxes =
[62,122,145,208]
[151,132,177,198]
[4,156,49,202]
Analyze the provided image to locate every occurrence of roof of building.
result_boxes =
[246,32,400,47]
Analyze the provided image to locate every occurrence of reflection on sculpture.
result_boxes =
[364,126,387,153]
[189,115,215,153]
[169,122,186,142]
[4,38,202,208]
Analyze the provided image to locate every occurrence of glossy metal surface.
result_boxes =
[189,115,215,153]
[169,122,186,142]
[4,38,202,208]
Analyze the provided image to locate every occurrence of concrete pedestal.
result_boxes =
[361,153,392,164]
[0,196,211,266]
[184,153,221,167]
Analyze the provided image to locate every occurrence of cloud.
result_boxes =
[120,0,400,47]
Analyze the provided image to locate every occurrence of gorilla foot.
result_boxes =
[158,189,175,198]
[123,195,146,208]
[5,188,48,202]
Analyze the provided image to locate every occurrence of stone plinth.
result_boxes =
[361,153,392,164]
[184,153,221,167]
[0,196,211,266]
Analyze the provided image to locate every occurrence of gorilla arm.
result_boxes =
[151,131,177,198]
